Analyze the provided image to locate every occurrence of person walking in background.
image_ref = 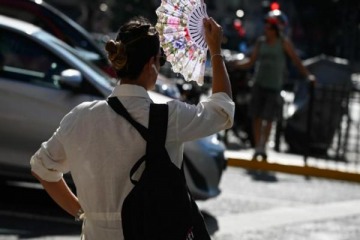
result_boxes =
[30,15,234,239]
[230,10,315,161]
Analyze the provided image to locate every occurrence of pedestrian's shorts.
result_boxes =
[249,85,283,121]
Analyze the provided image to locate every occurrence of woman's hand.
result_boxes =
[203,17,223,55]
[202,17,232,99]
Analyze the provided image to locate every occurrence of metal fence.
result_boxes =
[277,83,360,174]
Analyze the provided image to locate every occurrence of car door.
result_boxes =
[0,28,102,170]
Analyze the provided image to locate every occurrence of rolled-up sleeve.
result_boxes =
[169,92,235,142]
[30,104,82,182]
[30,106,78,182]
[30,132,69,182]
[204,92,235,128]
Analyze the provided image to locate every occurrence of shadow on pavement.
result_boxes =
[0,216,80,239]
[0,180,81,239]
[246,169,278,182]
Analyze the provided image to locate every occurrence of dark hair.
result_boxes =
[267,21,280,36]
[105,16,160,80]
[264,10,288,37]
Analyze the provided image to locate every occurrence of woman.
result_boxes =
[30,16,234,239]
[231,10,315,160]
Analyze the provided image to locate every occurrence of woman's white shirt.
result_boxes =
[30,84,234,239]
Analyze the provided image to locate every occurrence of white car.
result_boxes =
[0,15,226,200]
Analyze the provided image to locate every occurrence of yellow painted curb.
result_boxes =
[227,158,360,183]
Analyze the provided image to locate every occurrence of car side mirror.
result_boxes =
[59,69,82,89]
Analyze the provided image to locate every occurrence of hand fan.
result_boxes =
[156,0,208,85]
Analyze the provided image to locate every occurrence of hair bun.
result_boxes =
[105,40,127,70]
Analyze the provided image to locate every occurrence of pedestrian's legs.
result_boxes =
[262,120,273,148]
[252,117,273,161]
[252,118,265,160]
[253,117,262,149]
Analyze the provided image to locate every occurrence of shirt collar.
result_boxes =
[110,84,151,99]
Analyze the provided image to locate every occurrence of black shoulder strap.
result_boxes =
[107,97,148,140]
[107,97,168,143]
[107,96,169,184]
[148,103,169,147]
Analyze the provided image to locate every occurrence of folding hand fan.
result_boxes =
[156,0,208,85]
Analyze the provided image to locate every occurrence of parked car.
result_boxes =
[0,0,115,77]
[0,15,226,200]
[0,0,185,100]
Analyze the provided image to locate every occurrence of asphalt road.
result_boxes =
[199,166,360,240]
[0,180,80,239]
[1,166,360,240]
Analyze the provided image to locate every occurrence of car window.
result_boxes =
[0,3,103,60]
[0,29,70,89]
[41,32,117,88]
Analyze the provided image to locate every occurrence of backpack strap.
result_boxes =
[107,96,169,184]
[107,97,148,140]
[146,103,168,159]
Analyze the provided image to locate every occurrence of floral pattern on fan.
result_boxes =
[156,0,208,85]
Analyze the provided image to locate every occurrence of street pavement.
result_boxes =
[199,165,360,240]
[209,129,360,240]
[1,148,360,240]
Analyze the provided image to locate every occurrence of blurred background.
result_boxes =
[1,1,360,239]
[1,0,359,160]
[44,0,360,64]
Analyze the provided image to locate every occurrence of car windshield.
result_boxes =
[36,31,116,87]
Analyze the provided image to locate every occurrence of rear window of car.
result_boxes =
[0,2,103,57]
[0,28,70,89]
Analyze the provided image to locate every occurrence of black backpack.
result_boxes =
[107,97,211,240]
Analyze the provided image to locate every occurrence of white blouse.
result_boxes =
[30,84,234,239]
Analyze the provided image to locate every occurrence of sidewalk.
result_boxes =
[215,199,360,237]
[2,148,360,240]
[198,152,360,240]
[225,148,360,183]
